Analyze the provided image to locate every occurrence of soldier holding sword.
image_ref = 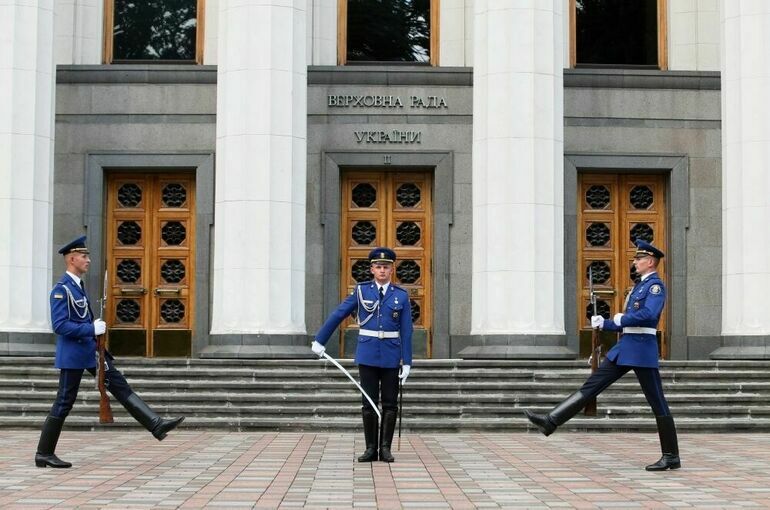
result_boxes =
[312,247,413,463]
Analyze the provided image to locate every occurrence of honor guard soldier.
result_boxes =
[35,236,185,468]
[311,247,413,463]
[524,240,681,471]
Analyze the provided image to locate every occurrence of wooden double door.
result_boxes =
[105,172,195,357]
[578,173,669,358]
[340,170,433,358]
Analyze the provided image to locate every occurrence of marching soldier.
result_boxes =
[35,235,185,468]
[312,247,413,463]
[524,239,681,471]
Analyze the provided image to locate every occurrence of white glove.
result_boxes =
[613,313,624,327]
[93,319,107,336]
[399,364,411,384]
[590,315,604,329]
[311,340,326,357]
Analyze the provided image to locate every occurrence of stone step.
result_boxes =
[5,401,770,418]
[7,366,770,381]
[3,390,768,408]
[3,357,770,432]
[1,415,769,432]
[3,357,770,369]
[3,376,770,392]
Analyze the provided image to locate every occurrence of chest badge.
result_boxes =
[633,301,640,310]
[392,310,400,320]
[394,297,398,305]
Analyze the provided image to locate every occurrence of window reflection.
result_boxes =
[576,0,658,67]
[347,0,430,63]
[113,0,197,61]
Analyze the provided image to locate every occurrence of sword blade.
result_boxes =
[321,352,381,421]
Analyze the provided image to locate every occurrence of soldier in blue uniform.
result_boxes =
[311,247,413,463]
[524,240,681,471]
[35,236,185,468]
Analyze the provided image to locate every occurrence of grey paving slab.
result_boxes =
[1,432,769,508]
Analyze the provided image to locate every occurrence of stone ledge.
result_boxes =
[459,345,576,360]
[200,345,316,359]
[710,346,770,360]
[0,343,55,357]
[56,65,719,90]
[57,64,217,84]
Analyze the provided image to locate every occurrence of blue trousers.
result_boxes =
[50,357,134,419]
[580,358,671,416]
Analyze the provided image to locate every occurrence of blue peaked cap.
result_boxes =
[634,239,664,259]
[58,235,89,255]
[369,247,396,264]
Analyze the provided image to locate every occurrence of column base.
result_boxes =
[0,332,55,356]
[453,334,575,359]
[201,334,315,359]
[710,336,770,359]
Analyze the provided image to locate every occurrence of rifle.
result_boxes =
[584,266,600,416]
[96,270,114,424]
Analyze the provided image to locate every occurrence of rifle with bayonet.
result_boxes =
[584,266,600,416]
[96,270,114,423]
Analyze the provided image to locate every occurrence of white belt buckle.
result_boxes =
[378,330,384,339]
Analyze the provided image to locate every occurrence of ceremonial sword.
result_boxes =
[320,352,381,421]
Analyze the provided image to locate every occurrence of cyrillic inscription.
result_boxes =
[328,94,447,109]
[354,130,422,144]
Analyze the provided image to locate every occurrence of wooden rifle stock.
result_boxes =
[97,334,114,423]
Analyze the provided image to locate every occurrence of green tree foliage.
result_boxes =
[348,0,430,62]
[576,0,657,66]
[113,0,197,60]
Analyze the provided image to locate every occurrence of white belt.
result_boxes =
[623,327,657,335]
[359,329,399,339]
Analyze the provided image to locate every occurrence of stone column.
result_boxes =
[0,1,56,353]
[465,0,570,358]
[208,0,308,357]
[309,0,336,65]
[713,2,770,359]
[54,0,102,65]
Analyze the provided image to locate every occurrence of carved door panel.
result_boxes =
[340,170,433,358]
[578,174,668,358]
[106,173,195,357]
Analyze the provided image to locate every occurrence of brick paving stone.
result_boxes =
[1,432,770,508]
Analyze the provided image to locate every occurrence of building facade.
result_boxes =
[1,1,768,361]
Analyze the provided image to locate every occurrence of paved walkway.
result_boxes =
[1,431,769,509]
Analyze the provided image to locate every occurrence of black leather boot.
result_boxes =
[357,407,379,462]
[646,415,681,471]
[121,393,184,441]
[378,409,397,462]
[35,416,72,468]
[524,391,588,436]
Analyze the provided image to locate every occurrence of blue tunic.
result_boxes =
[49,273,97,369]
[603,272,666,368]
[315,281,413,368]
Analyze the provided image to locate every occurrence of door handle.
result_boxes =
[120,287,147,295]
[593,290,616,296]
[154,288,181,296]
